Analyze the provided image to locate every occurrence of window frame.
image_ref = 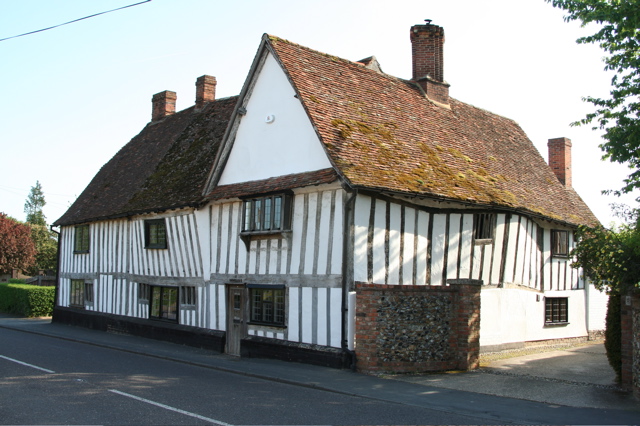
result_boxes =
[545,297,569,325]
[145,219,168,249]
[74,225,90,253]
[180,286,197,307]
[241,193,292,235]
[138,283,150,302]
[84,282,94,305]
[473,213,495,244]
[149,286,179,322]
[248,284,286,328]
[551,230,570,257]
[70,279,85,307]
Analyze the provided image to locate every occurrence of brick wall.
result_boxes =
[355,279,481,374]
[620,291,640,400]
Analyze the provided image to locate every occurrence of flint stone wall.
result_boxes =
[355,279,481,374]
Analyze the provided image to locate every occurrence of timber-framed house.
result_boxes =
[53,22,606,372]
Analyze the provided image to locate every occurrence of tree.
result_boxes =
[547,0,640,197]
[24,181,47,226]
[0,213,37,274]
[23,181,58,274]
[571,208,640,381]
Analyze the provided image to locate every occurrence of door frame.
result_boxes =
[225,284,247,356]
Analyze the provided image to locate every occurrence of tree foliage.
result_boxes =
[24,181,47,226]
[0,213,37,274]
[547,0,640,196]
[22,181,58,274]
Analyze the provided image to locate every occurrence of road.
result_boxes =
[0,327,497,425]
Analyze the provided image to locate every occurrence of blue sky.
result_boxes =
[0,0,636,226]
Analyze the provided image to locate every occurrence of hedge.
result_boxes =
[0,283,55,317]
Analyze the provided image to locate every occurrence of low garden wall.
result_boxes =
[355,279,481,374]
[620,291,640,400]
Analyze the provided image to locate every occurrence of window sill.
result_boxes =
[240,230,291,249]
[145,246,167,250]
[474,238,493,246]
[73,251,89,254]
[248,322,286,330]
[544,322,569,327]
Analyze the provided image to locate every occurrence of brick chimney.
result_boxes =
[410,20,450,105]
[195,75,216,109]
[548,137,572,187]
[152,90,177,122]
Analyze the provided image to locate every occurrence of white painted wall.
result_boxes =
[586,282,608,331]
[480,287,588,348]
[218,52,332,185]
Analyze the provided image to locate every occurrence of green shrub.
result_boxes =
[0,283,55,317]
[8,278,26,284]
[604,293,622,382]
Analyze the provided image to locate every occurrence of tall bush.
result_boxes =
[605,294,622,382]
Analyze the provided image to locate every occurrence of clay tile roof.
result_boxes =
[54,96,237,226]
[267,35,598,226]
[207,168,339,201]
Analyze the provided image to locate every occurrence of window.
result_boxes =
[552,230,569,256]
[145,219,167,249]
[70,279,85,307]
[150,286,178,321]
[138,283,150,302]
[71,281,93,306]
[249,286,285,326]
[545,297,568,325]
[74,225,90,253]
[242,194,291,233]
[180,286,197,306]
[84,282,94,305]
[473,213,495,242]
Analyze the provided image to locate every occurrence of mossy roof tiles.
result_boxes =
[267,35,598,226]
[54,97,237,226]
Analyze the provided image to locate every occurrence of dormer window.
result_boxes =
[242,194,292,233]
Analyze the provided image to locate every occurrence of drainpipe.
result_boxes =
[341,187,358,370]
[50,225,61,317]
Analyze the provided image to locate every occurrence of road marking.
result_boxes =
[108,389,233,426]
[0,355,55,374]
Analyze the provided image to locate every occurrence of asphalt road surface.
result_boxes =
[0,327,499,425]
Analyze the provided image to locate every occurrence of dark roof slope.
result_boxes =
[267,36,598,226]
[55,96,237,226]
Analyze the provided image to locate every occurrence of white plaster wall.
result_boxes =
[480,288,588,348]
[586,282,608,331]
[218,52,332,185]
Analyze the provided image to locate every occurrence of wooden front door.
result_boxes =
[226,284,246,356]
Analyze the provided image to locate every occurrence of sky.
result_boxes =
[1,0,637,227]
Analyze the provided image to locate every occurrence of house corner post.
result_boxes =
[620,291,640,399]
[448,279,482,370]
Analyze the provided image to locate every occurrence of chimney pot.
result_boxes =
[195,75,217,109]
[547,137,572,187]
[410,23,449,105]
[152,90,177,122]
